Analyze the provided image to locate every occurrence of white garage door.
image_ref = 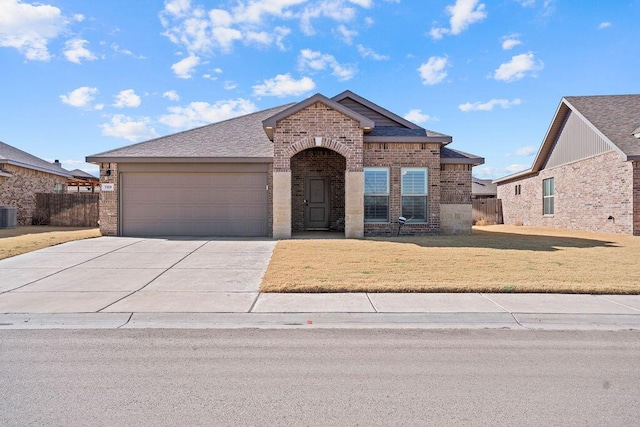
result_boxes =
[120,171,268,237]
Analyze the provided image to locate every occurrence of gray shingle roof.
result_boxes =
[472,177,497,196]
[70,169,98,179]
[440,147,484,165]
[0,141,71,177]
[87,104,294,162]
[564,95,640,158]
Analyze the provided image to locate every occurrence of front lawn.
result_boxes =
[0,226,101,260]
[260,225,640,294]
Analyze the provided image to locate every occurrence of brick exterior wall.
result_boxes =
[363,142,442,236]
[497,151,635,234]
[98,162,118,236]
[634,161,640,236]
[0,164,67,225]
[291,148,346,232]
[441,164,472,204]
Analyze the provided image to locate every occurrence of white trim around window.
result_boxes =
[364,167,389,223]
[401,167,428,222]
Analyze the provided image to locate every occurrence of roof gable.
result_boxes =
[495,94,640,184]
[0,141,71,177]
[332,90,420,129]
[262,93,374,140]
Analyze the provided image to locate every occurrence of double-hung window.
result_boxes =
[543,177,554,215]
[364,168,389,222]
[401,168,428,222]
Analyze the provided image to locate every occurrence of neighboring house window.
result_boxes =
[401,168,428,222]
[515,184,521,196]
[543,178,554,215]
[364,168,389,222]
[53,183,65,194]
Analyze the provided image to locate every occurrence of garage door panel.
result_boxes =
[121,171,268,237]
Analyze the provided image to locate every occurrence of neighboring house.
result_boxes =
[495,95,640,236]
[472,177,497,199]
[67,169,100,193]
[0,141,71,225]
[87,91,483,238]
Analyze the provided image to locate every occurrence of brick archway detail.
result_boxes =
[287,137,352,160]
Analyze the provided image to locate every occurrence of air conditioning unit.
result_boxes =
[0,206,17,228]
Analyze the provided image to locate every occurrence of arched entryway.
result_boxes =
[290,147,346,233]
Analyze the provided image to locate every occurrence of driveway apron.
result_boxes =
[0,237,276,314]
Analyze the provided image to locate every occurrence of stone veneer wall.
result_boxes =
[362,142,441,236]
[497,151,635,234]
[98,162,118,235]
[0,164,67,225]
[291,148,346,232]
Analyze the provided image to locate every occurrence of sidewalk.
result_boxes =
[2,292,640,330]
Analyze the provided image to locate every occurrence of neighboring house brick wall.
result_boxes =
[0,164,66,225]
[634,161,640,236]
[363,142,441,236]
[497,151,634,234]
[441,164,472,204]
[98,162,118,236]
[291,148,346,232]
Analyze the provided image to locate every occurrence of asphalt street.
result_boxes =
[2,329,639,426]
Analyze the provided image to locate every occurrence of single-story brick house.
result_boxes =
[87,91,483,238]
[495,95,640,235]
[1,141,71,225]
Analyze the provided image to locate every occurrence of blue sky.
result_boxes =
[1,0,638,178]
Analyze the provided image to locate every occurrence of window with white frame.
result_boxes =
[401,168,428,222]
[543,177,554,215]
[364,168,389,222]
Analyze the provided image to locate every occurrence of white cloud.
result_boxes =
[60,86,100,109]
[357,44,389,61]
[163,90,180,101]
[417,56,449,85]
[501,34,522,50]
[515,0,535,6]
[63,38,97,64]
[72,14,84,22]
[474,164,529,179]
[171,55,200,79]
[429,0,487,39]
[335,24,357,44]
[252,73,315,97]
[346,0,372,7]
[298,49,357,81]
[598,22,612,29]
[159,99,257,129]
[300,1,357,35]
[494,52,543,82]
[113,89,142,108]
[111,43,145,59]
[0,0,69,61]
[404,109,432,124]
[509,145,537,156]
[459,98,522,111]
[100,115,157,142]
[224,81,238,90]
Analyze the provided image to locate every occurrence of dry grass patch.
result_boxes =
[261,225,640,294]
[0,226,101,260]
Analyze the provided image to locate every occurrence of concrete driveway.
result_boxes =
[0,237,276,313]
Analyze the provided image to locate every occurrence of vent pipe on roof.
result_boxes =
[633,127,640,139]
[53,159,62,167]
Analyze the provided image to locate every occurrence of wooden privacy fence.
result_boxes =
[35,193,99,227]
[472,198,503,225]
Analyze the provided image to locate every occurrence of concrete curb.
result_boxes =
[2,312,640,330]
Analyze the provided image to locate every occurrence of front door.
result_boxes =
[304,176,330,230]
